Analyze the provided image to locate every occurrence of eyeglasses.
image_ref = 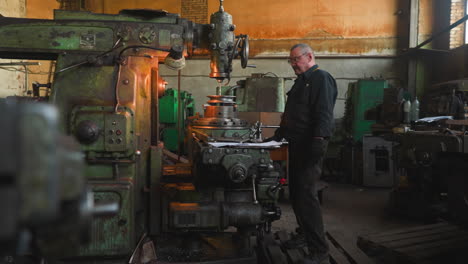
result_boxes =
[287,52,308,64]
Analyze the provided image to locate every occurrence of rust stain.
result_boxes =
[26,0,59,19]
[248,38,398,56]
[419,0,435,35]
[83,0,402,56]
[303,29,343,39]
[239,16,397,40]
[189,37,397,58]
[215,0,399,38]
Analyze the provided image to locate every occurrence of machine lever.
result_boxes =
[93,202,120,216]
[252,174,259,204]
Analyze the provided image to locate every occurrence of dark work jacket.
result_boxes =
[274,64,337,142]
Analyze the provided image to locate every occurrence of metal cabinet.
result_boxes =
[363,135,395,187]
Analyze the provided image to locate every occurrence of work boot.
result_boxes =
[295,227,304,234]
[283,233,307,249]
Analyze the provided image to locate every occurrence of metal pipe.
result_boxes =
[177,70,182,161]
[0,62,39,66]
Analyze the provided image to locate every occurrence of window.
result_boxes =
[450,0,466,48]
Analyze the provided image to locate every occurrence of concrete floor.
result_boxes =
[272,183,419,263]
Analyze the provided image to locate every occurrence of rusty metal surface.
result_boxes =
[163,163,192,176]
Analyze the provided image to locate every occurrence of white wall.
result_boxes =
[0,0,26,97]
[160,57,406,119]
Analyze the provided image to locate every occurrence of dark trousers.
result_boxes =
[288,139,329,256]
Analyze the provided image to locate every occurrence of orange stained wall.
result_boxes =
[208,0,405,55]
[419,0,434,38]
[25,0,414,55]
[88,0,404,55]
[208,0,399,39]
[26,0,402,39]
[27,0,59,19]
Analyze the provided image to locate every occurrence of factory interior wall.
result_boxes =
[0,0,26,97]
[0,0,59,98]
[27,0,59,19]
[159,57,407,119]
[412,0,455,93]
[22,0,60,96]
[419,0,435,45]
[432,46,468,85]
[84,0,411,119]
[86,0,407,56]
[431,0,451,51]
[8,0,444,120]
[432,0,463,84]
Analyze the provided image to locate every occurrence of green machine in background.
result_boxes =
[159,88,194,152]
[340,79,389,185]
[345,79,388,141]
[224,73,286,139]
[233,73,286,112]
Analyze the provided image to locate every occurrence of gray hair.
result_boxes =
[290,43,314,56]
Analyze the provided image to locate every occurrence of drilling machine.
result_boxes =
[0,1,283,263]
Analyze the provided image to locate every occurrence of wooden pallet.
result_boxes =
[327,231,373,264]
[269,230,361,264]
[357,222,468,264]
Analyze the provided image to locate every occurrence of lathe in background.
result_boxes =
[234,73,287,139]
[388,79,468,220]
[337,79,394,185]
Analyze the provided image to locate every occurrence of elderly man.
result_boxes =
[272,43,337,263]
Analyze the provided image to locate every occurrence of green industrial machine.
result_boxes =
[0,100,98,257]
[0,1,285,263]
[234,73,286,112]
[159,88,194,152]
[344,79,388,141]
